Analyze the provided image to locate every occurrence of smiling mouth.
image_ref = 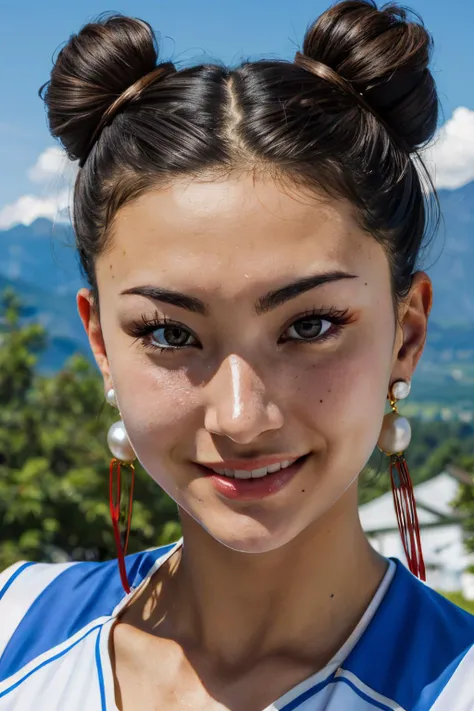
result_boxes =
[197,454,309,480]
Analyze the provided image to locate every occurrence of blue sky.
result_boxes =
[1,0,474,228]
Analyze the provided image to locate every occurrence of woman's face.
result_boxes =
[81,174,427,553]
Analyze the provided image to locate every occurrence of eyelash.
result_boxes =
[126,307,352,355]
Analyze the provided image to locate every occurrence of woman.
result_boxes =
[0,1,473,709]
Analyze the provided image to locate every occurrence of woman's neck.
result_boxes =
[129,484,387,672]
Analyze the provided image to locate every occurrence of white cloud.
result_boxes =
[0,147,76,230]
[0,189,70,230]
[422,107,474,190]
[27,146,69,184]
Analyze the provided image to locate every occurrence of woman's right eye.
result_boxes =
[126,315,201,353]
[149,324,198,350]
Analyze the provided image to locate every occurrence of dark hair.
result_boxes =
[40,1,438,307]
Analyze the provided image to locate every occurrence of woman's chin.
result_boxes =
[198,510,306,555]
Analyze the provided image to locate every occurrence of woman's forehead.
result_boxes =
[107,175,370,266]
[96,174,392,308]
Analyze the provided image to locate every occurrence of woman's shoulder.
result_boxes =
[0,542,179,684]
[344,560,474,710]
[400,563,474,642]
[398,574,474,709]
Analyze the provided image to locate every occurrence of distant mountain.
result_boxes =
[0,218,83,295]
[0,183,473,374]
[427,181,474,324]
[0,273,89,373]
[0,219,88,372]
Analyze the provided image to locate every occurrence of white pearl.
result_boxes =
[391,380,411,401]
[107,420,135,462]
[377,412,412,455]
[106,388,117,408]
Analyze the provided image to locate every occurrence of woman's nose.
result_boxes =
[203,355,284,444]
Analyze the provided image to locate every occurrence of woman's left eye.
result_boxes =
[283,316,332,342]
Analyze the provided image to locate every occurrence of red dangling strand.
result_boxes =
[109,458,136,594]
[389,454,426,581]
[378,380,426,582]
[105,389,137,594]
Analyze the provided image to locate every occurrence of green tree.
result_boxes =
[451,455,474,563]
[0,289,180,570]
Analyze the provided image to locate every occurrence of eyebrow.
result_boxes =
[255,271,358,314]
[120,271,358,316]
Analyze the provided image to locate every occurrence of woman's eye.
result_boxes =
[284,316,332,341]
[150,324,197,349]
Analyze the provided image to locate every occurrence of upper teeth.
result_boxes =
[211,460,295,479]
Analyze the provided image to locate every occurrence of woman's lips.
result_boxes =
[198,455,300,472]
[196,455,309,501]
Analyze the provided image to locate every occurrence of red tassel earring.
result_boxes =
[377,380,426,581]
[106,388,136,594]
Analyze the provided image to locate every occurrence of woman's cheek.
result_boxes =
[335,339,392,465]
[111,366,197,464]
[297,330,391,456]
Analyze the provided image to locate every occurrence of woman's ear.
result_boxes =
[391,271,433,382]
[77,288,112,391]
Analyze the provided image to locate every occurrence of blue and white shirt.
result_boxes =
[1,538,474,710]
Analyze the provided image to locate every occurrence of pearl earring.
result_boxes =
[106,388,117,408]
[377,379,425,581]
[106,387,135,594]
[377,380,412,456]
[106,388,135,463]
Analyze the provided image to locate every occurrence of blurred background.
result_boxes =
[0,0,473,609]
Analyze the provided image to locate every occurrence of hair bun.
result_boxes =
[40,15,161,164]
[302,0,438,151]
